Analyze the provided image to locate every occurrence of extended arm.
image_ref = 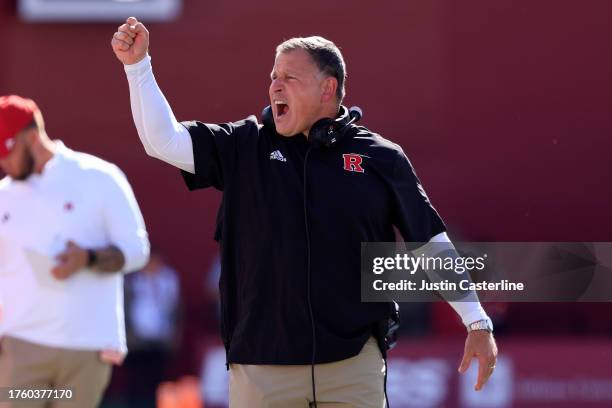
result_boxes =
[424,232,498,391]
[427,231,489,325]
[112,16,195,173]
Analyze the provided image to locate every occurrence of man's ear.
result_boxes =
[20,126,39,148]
[321,77,338,103]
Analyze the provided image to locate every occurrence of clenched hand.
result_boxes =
[52,240,88,280]
[111,16,149,65]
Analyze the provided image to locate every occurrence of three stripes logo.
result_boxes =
[270,150,287,162]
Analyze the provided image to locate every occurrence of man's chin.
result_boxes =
[12,165,34,181]
[276,127,293,137]
[12,171,32,181]
[276,125,308,137]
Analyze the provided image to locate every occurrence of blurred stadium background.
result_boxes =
[2,0,612,407]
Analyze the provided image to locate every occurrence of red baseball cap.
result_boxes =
[0,95,39,158]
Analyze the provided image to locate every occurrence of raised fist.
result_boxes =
[111,16,149,65]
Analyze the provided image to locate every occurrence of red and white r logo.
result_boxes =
[342,153,365,173]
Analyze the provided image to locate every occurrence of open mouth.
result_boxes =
[274,101,289,119]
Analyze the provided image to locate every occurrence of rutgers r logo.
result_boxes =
[342,153,365,173]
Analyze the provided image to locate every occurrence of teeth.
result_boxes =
[274,101,287,105]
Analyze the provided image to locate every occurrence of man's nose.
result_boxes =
[270,79,284,93]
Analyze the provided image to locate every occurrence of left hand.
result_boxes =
[458,330,498,391]
[52,240,88,280]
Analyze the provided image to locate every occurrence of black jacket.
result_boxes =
[181,115,445,365]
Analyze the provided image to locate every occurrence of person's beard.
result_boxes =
[13,149,35,181]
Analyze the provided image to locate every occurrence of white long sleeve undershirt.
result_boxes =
[124,55,195,173]
[428,232,490,326]
[123,58,490,328]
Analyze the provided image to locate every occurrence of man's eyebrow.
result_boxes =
[270,70,292,78]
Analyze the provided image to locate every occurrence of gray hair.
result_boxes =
[276,36,346,103]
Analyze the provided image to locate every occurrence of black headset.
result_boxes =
[261,105,363,148]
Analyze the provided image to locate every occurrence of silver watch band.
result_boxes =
[467,318,493,333]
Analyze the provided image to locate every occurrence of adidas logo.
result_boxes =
[269,150,287,162]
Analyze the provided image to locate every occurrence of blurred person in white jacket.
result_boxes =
[0,95,150,408]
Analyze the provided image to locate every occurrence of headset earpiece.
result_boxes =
[262,105,275,129]
[308,105,351,149]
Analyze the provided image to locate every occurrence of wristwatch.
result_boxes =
[86,249,98,267]
[467,318,493,333]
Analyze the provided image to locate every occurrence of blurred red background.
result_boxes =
[2,1,612,406]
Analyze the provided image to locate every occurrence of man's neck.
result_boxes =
[33,138,57,174]
[303,104,341,138]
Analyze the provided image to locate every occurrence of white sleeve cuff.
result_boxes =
[427,232,491,326]
[124,54,152,74]
[114,230,150,273]
[453,303,490,327]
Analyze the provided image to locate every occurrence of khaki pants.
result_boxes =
[0,336,111,408]
[229,337,386,408]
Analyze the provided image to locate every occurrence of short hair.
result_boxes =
[276,36,346,103]
[16,113,44,142]
[15,119,37,140]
